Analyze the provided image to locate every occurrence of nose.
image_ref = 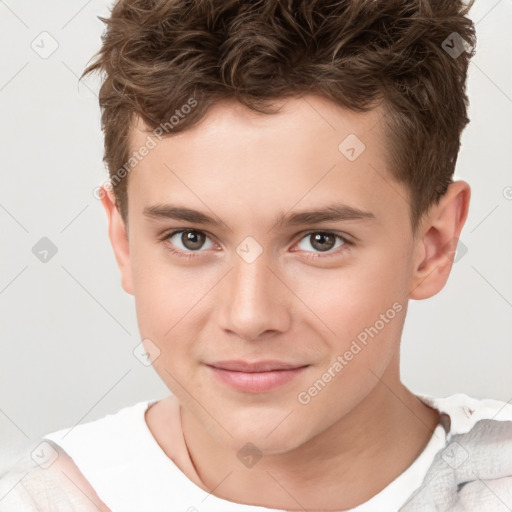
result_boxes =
[216,250,292,342]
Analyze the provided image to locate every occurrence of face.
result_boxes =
[109,95,422,453]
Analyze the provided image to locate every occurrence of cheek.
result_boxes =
[290,246,409,393]
[130,239,197,335]
[130,245,215,388]
[133,275,201,346]
[295,248,407,337]
[131,260,204,400]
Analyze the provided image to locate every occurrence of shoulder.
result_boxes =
[421,393,512,477]
[400,393,512,511]
[417,392,512,435]
[0,440,111,511]
[43,399,154,467]
[0,400,156,511]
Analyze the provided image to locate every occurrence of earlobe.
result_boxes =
[409,180,471,300]
[100,185,134,295]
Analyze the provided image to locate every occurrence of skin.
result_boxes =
[101,94,470,510]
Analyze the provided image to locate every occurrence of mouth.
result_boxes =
[206,360,309,393]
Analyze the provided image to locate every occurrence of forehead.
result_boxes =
[126,95,409,232]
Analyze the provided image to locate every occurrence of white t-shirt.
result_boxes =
[37,392,512,512]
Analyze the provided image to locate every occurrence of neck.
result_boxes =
[180,367,440,510]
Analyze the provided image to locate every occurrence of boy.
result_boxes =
[1,0,511,510]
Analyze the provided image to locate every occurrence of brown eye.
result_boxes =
[167,230,213,252]
[181,230,205,250]
[309,233,336,252]
[296,231,348,254]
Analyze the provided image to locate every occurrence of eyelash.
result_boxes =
[159,229,352,260]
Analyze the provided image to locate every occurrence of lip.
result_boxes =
[209,360,305,372]
[206,360,309,393]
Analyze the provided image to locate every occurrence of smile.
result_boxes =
[206,360,309,393]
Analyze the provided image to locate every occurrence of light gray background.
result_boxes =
[1,0,511,474]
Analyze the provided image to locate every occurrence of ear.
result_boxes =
[100,185,134,295]
[409,180,471,300]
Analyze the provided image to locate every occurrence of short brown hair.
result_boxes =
[82,0,476,235]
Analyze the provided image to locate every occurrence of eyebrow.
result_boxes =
[143,203,376,229]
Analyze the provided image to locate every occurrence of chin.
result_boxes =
[217,413,312,455]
